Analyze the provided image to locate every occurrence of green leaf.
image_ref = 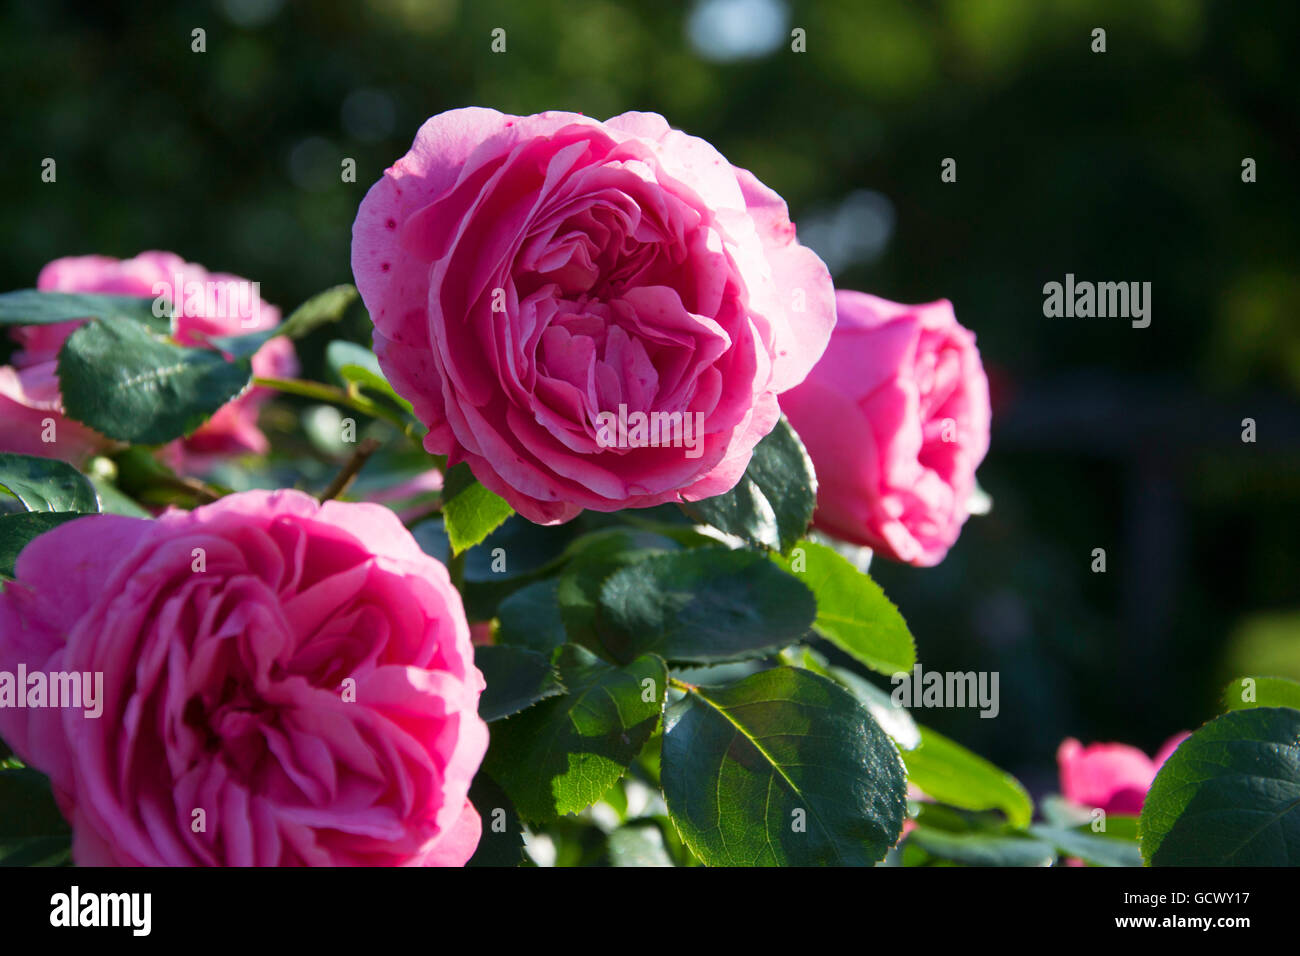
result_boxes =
[442,463,514,556]
[485,645,666,822]
[1222,675,1300,713]
[0,289,163,330]
[902,724,1033,828]
[214,284,359,359]
[775,540,915,675]
[0,453,99,514]
[325,340,413,415]
[597,547,815,664]
[0,836,73,866]
[826,664,921,750]
[1140,706,1300,866]
[497,579,567,654]
[555,530,676,651]
[0,512,84,578]
[474,644,566,722]
[1028,823,1143,867]
[661,666,906,866]
[466,773,525,867]
[680,417,815,554]
[0,768,70,840]
[58,317,252,444]
[908,826,1055,867]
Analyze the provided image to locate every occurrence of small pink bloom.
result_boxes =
[780,291,991,566]
[0,251,297,470]
[352,108,835,524]
[0,490,487,866]
[1057,733,1191,816]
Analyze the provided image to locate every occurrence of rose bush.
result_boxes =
[0,489,487,866]
[781,290,991,566]
[0,251,297,472]
[2,102,1278,871]
[352,108,835,524]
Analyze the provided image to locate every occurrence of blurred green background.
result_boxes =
[2,0,1298,796]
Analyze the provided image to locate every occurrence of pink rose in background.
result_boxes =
[1057,734,1190,816]
[353,108,835,524]
[0,251,297,471]
[780,291,991,567]
[0,490,487,866]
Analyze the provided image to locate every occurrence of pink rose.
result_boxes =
[0,251,297,470]
[352,108,835,524]
[780,291,991,566]
[0,363,105,463]
[0,490,488,866]
[1057,734,1190,816]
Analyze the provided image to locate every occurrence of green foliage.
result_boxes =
[0,289,162,330]
[485,645,667,822]
[776,539,915,675]
[466,774,525,868]
[474,644,566,722]
[0,512,85,578]
[1221,675,1300,712]
[661,666,906,866]
[1140,706,1300,866]
[680,417,815,554]
[902,724,1033,828]
[0,453,99,514]
[441,463,514,556]
[58,317,252,444]
[597,547,816,664]
[0,768,71,866]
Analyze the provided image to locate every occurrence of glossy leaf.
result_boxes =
[680,417,815,554]
[597,547,816,664]
[58,317,252,444]
[1140,706,1300,866]
[902,724,1033,828]
[485,645,666,822]
[442,463,514,556]
[0,453,99,514]
[474,644,566,722]
[775,539,915,675]
[661,666,906,866]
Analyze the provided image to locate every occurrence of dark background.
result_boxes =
[3,0,1297,794]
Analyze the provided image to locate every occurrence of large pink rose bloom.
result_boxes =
[0,490,488,866]
[352,108,835,524]
[0,251,297,470]
[1057,734,1190,816]
[780,291,991,566]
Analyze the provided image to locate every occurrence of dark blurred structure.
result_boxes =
[2,0,1297,791]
